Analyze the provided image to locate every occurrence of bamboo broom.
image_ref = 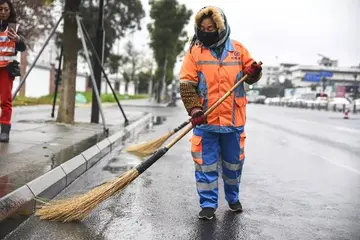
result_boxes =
[35,62,262,222]
[125,120,190,158]
[125,69,260,157]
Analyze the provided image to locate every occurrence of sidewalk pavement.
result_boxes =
[12,98,170,114]
[0,98,169,238]
[75,98,171,108]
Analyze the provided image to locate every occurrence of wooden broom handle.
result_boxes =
[165,61,262,149]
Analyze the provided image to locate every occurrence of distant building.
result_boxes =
[256,65,279,87]
[286,65,360,88]
[278,63,298,83]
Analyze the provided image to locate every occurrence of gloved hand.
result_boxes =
[244,61,262,79]
[190,108,207,126]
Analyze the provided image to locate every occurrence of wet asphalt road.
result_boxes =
[4,104,360,240]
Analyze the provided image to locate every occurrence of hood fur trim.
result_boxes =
[195,6,225,32]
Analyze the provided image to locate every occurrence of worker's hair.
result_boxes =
[189,35,197,53]
[0,0,17,23]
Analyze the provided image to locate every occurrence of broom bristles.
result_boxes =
[35,169,139,222]
[125,131,173,158]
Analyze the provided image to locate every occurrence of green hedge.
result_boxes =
[12,92,149,106]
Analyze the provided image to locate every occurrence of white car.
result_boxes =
[354,99,360,111]
[287,96,302,107]
[314,97,328,109]
[264,98,272,105]
[354,99,360,106]
[327,97,351,111]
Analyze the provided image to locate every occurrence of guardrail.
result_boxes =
[266,101,359,114]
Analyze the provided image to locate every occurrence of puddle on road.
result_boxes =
[16,119,56,124]
[0,134,106,198]
[3,115,168,195]
[100,115,169,175]
[102,154,141,174]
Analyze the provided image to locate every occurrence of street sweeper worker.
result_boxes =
[179,6,262,220]
[0,0,26,142]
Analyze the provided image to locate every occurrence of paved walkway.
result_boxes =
[0,98,168,198]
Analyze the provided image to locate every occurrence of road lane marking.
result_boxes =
[248,117,360,155]
[294,119,360,133]
[299,149,360,175]
[249,119,360,175]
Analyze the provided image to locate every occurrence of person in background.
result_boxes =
[0,0,26,142]
[179,6,262,220]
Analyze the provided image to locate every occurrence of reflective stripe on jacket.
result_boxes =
[0,28,16,67]
[180,38,255,132]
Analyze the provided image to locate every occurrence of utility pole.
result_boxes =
[354,74,358,100]
[91,0,104,123]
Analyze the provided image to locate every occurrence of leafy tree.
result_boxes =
[147,0,192,102]
[54,0,145,73]
[14,0,55,48]
[13,0,56,97]
[39,0,144,123]
[119,41,151,94]
[137,71,152,94]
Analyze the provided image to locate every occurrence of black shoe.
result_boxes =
[229,201,243,212]
[0,124,11,143]
[198,207,215,220]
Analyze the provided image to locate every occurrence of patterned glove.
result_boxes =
[190,108,207,126]
[244,62,262,84]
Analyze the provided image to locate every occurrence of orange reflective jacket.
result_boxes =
[180,39,255,131]
[0,28,16,68]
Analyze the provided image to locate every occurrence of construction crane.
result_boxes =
[317,53,338,67]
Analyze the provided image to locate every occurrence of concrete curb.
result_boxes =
[0,112,152,239]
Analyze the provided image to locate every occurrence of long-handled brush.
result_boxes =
[125,120,190,158]
[35,62,262,222]
[125,70,259,157]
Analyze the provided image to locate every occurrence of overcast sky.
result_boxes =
[125,0,360,73]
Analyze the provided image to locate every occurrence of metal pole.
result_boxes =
[76,15,108,133]
[79,20,129,125]
[354,74,358,100]
[12,15,63,100]
[322,77,326,92]
[51,46,63,118]
[90,0,104,123]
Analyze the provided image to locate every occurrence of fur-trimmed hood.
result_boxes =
[195,6,226,33]
[190,6,230,49]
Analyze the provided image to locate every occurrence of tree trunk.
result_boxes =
[56,0,81,124]
[114,80,120,92]
[125,81,129,95]
[157,58,167,103]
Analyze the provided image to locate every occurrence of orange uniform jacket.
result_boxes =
[180,38,255,132]
[0,27,17,67]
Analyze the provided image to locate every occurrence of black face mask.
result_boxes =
[197,30,219,47]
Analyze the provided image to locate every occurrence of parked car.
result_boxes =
[327,97,351,111]
[255,95,266,104]
[314,96,328,109]
[264,97,272,105]
[354,99,360,106]
[299,93,317,108]
[354,99,360,111]
[287,96,302,107]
